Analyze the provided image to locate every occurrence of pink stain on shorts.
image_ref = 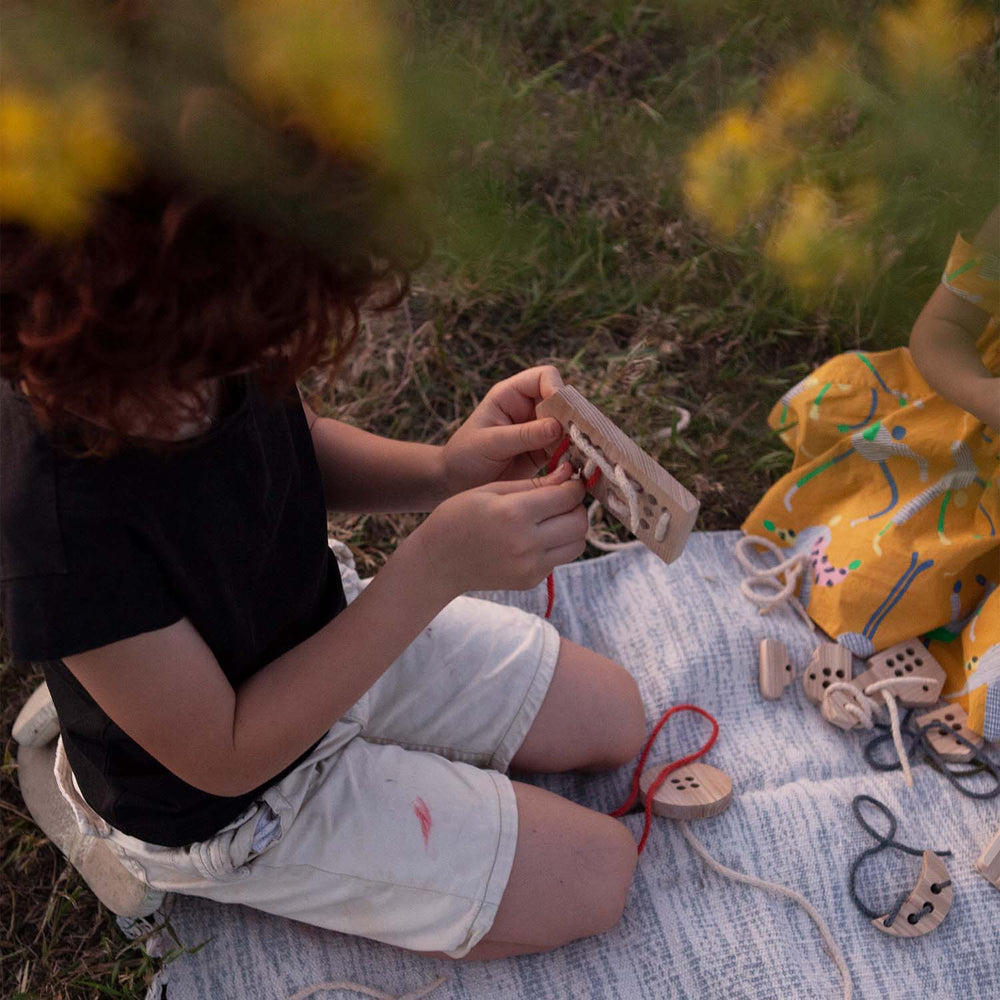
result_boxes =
[413,797,432,849]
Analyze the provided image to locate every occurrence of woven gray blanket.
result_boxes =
[137,532,998,1000]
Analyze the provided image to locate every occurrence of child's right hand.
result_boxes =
[412,461,588,595]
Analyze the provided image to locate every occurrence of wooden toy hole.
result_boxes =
[822,668,831,677]
[904,664,913,672]
[822,680,830,688]
[944,713,954,721]
[690,783,700,788]
[647,494,658,505]
[835,670,845,678]
[785,663,793,672]
[906,647,915,655]
[808,672,816,681]
[639,519,650,530]
[922,685,929,692]
[914,658,923,666]
[894,669,903,677]
[670,778,681,784]
[952,723,961,731]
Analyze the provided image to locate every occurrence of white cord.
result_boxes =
[820,675,930,789]
[735,535,814,629]
[680,823,852,1000]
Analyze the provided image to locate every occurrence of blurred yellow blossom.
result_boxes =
[0,84,134,234]
[879,0,990,90]
[683,109,792,236]
[765,184,871,293]
[226,0,398,158]
[764,35,853,124]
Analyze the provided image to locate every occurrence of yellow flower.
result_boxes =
[879,0,990,90]
[765,183,873,293]
[683,109,792,236]
[0,84,134,234]
[226,0,398,157]
[765,35,853,124]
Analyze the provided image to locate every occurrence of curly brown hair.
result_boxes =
[1,152,424,455]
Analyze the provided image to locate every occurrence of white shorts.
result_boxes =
[56,590,560,958]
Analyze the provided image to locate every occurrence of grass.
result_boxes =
[2,2,996,997]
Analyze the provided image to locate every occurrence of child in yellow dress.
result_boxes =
[743,208,999,740]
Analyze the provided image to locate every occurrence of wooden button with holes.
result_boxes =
[759,638,794,700]
[873,851,953,937]
[638,762,732,820]
[852,640,945,707]
[913,703,983,762]
[802,644,853,704]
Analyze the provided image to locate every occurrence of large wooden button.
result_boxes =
[873,851,953,937]
[638,762,733,820]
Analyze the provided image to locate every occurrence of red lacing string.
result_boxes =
[610,704,719,854]
[543,434,602,619]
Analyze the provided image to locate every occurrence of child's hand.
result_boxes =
[441,366,566,494]
[413,461,587,595]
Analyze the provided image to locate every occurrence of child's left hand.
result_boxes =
[442,365,566,494]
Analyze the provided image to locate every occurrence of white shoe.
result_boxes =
[14,685,165,919]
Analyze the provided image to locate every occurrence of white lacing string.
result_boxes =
[568,423,641,532]
[562,422,647,553]
[821,676,931,789]
[680,823,852,1000]
[286,976,445,1000]
[585,500,645,552]
[734,535,813,630]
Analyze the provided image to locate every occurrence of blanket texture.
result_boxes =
[136,532,999,1000]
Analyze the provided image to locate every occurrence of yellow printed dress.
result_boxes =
[742,234,1000,739]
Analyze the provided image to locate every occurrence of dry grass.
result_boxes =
[3,3,995,997]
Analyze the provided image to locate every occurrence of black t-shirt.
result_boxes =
[1,378,347,846]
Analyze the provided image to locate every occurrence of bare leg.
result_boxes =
[428,781,638,960]
[512,638,645,773]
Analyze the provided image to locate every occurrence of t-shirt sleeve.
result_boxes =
[1,415,182,661]
[941,233,1000,316]
[2,527,184,662]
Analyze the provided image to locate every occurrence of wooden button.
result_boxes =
[638,762,733,820]
[914,703,982,762]
[802,644,852,704]
[759,638,794,700]
[873,851,953,937]
[854,640,944,707]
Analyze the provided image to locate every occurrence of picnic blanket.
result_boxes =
[134,532,999,1000]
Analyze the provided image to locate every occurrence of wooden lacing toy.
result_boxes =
[538,386,699,618]
[618,705,853,1000]
[849,795,954,938]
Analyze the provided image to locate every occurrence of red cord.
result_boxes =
[546,434,571,473]
[610,704,719,854]
[544,573,555,619]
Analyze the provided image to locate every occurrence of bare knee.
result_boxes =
[579,815,638,935]
[460,785,638,960]
[587,665,645,771]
